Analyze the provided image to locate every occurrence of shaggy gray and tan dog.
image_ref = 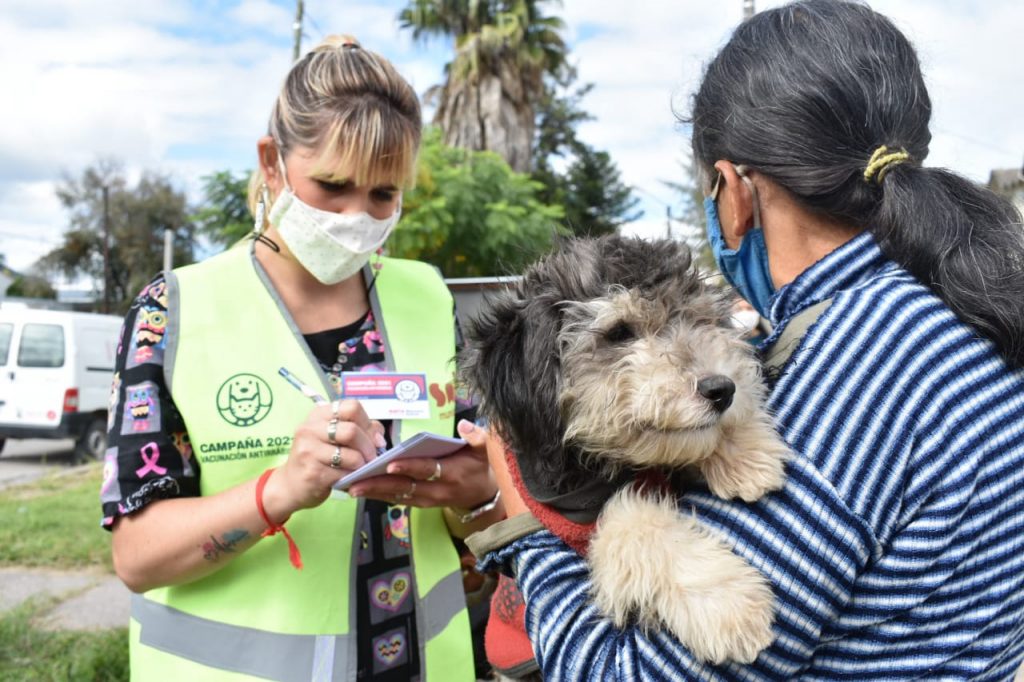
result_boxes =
[460,235,789,664]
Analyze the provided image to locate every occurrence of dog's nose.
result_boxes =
[697,375,735,413]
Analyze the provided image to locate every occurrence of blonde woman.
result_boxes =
[103,36,501,681]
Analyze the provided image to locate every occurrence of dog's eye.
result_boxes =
[604,322,635,344]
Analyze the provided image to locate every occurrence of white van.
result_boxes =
[0,305,122,461]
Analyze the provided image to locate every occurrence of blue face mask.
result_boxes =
[704,170,776,318]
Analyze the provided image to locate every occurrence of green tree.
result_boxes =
[390,127,565,276]
[532,69,640,236]
[558,147,641,237]
[193,169,253,246]
[7,274,56,299]
[39,159,195,313]
[531,70,591,188]
[399,0,569,172]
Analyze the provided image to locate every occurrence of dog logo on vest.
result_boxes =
[216,374,273,426]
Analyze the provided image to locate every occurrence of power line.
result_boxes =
[305,8,324,39]
[0,228,52,241]
[630,184,676,209]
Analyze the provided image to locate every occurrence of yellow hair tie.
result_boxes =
[864,145,911,184]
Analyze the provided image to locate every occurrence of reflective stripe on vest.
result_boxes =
[132,569,466,681]
[131,244,474,681]
[133,595,352,682]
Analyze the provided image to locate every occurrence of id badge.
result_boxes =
[340,372,431,420]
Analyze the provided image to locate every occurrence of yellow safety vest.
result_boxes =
[128,244,474,681]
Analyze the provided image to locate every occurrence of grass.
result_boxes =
[0,463,113,571]
[0,596,128,682]
[0,465,129,680]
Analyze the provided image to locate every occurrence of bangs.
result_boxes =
[311,110,420,189]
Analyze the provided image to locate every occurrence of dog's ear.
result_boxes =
[459,274,578,494]
[458,289,527,430]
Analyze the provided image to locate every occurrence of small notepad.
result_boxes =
[333,432,466,490]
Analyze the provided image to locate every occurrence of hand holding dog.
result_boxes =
[482,430,530,518]
[348,419,499,511]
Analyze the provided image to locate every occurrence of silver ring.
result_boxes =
[327,418,338,444]
[331,399,342,418]
[330,446,342,469]
[398,480,416,500]
[426,460,442,482]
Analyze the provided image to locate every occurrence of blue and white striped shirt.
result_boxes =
[480,232,1024,680]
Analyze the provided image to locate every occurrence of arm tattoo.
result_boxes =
[202,529,250,562]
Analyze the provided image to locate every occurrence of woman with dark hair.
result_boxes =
[468,1,1024,679]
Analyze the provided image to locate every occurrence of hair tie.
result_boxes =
[864,145,911,184]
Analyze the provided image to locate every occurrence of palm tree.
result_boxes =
[399,0,568,173]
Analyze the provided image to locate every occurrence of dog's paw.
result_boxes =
[588,489,679,628]
[702,425,789,502]
[661,564,776,665]
[587,488,776,664]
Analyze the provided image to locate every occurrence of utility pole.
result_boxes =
[665,206,673,240]
[292,0,305,62]
[102,185,110,314]
[743,0,755,19]
[163,228,173,272]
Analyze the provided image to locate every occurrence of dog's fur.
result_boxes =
[460,235,789,664]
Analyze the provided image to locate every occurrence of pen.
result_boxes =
[278,367,328,405]
[278,367,387,456]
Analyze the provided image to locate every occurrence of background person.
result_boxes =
[467,1,1024,679]
[102,35,502,681]
[730,297,769,345]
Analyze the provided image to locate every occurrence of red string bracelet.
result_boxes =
[255,467,303,570]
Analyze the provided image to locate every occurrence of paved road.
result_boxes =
[0,567,131,631]
[0,437,77,489]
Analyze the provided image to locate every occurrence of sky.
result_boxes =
[1,0,1021,277]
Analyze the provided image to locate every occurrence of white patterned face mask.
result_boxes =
[267,156,400,285]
